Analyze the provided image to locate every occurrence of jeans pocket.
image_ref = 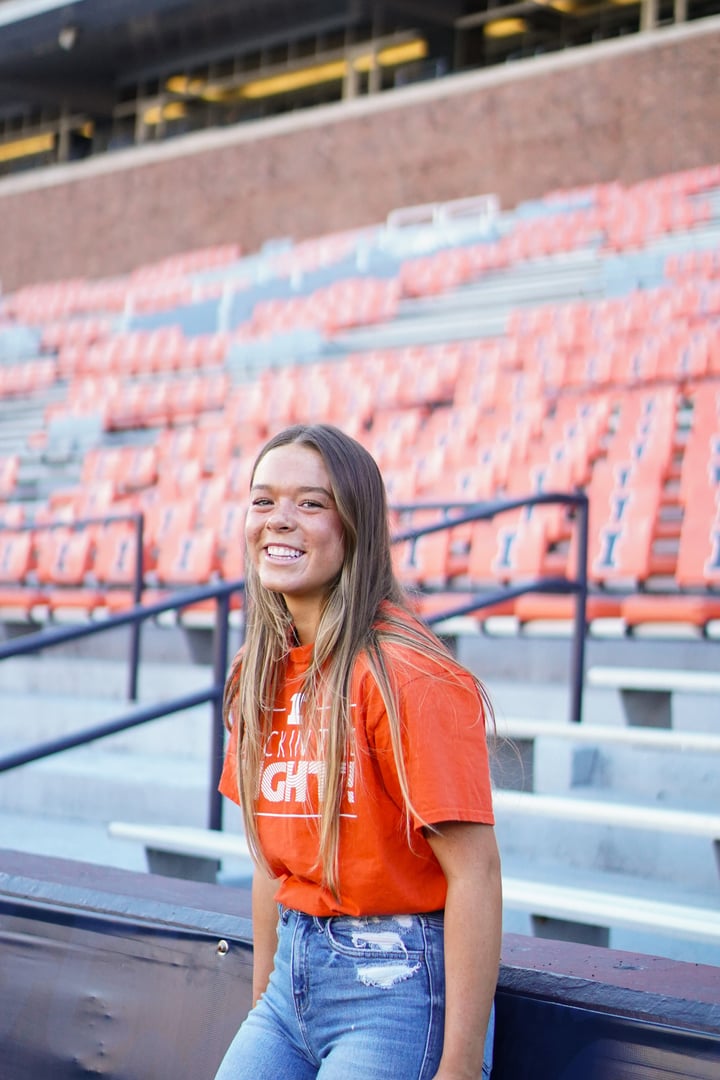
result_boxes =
[324,914,425,958]
[323,914,427,989]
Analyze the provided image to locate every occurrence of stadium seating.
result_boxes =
[0,163,719,638]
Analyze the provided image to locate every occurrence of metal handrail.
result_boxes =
[391,490,589,728]
[3,511,145,699]
[0,490,589,832]
[0,578,242,830]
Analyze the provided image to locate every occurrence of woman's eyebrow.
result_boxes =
[250,483,333,498]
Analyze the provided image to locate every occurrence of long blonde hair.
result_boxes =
[223,424,493,900]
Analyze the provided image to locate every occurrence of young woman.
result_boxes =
[215,423,501,1080]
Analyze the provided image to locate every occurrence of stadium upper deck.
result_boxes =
[1,0,718,178]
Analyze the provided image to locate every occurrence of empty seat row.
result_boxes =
[0,515,246,622]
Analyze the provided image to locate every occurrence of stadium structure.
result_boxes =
[1,0,716,177]
[0,2,719,1078]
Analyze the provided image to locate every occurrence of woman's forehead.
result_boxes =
[253,443,330,487]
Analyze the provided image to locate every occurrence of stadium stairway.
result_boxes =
[1,628,718,967]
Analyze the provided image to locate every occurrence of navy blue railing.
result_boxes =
[0,490,589,832]
[5,511,145,699]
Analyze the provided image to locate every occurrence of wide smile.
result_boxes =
[264,544,305,562]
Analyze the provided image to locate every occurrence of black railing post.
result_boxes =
[569,494,589,725]
[207,590,232,831]
[127,513,144,702]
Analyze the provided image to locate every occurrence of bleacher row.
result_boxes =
[0,164,719,637]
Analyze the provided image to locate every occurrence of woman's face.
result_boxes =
[246,443,345,643]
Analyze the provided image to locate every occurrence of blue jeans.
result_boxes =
[214,906,494,1079]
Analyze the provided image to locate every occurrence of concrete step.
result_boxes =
[2,710,716,893]
[0,747,213,826]
[0,654,213,700]
[0,690,216,758]
[499,852,720,968]
[0,808,149,874]
[2,664,716,817]
[494,796,720,894]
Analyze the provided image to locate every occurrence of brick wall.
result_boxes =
[1,19,719,292]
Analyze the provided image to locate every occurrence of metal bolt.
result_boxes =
[217,939,229,956]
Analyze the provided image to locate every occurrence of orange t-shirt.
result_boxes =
[219,638,494,917]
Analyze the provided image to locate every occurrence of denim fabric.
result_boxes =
[214,907,494,1079]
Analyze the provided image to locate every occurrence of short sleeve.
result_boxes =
[218,720,241,805]
[365,655,494,830]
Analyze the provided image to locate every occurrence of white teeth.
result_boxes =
[266,546,303,559]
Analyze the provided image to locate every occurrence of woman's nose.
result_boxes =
[267,502,294,530]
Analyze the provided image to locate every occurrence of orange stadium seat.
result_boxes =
[0,503,25,529]
[0,455,20,499]
[154,460,204,501]
[150,527,220,588]
[0,529,44,618]
[214,501,248,565]
[393,520,455,592]
[45,482,123,540]
[223,456,256,498]
[464,510,552,585]
[140,497,197,569]
[194,476,230,526]
[34,527,102,619]
[118,446,159,493]
[382,466,420,504]
[80,447,127,487]
[621,468,720,637]
[192,426,235,476]
[589,493,665,587]
[142,526,240,623]
[94,521,145,614]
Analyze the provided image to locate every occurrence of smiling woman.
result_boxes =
[216,423,501,1080]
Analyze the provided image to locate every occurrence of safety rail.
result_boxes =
[0,579,240,831]
[0,511,145,699]
[392,490,589,728]
[0,490,589,832]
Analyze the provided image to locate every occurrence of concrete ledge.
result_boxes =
[498,933,720,1035]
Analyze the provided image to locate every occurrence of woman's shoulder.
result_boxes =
[360,603,475,687]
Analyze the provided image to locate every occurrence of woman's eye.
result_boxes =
[251,498,272,507]
[301,499,324,509]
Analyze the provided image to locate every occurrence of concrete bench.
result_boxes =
[496,790,720,946]
[107,820,720,951]
[108,822,252,883]
[502,875,720,948]
[586,665,720,728]
[493,718,720,791]
[493,789,720,844]
[112,794,720,876]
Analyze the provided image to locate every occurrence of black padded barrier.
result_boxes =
[1,850,718,1079]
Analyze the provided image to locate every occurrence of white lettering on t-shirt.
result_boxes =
[287,692,304,725]
[258,691,355,817]
[259,759,327,804]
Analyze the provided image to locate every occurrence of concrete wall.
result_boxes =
[2,851,719,1079]
[1,18,719,292]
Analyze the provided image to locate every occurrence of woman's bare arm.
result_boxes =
[251,866,281,1006]
[426,821,502,1080]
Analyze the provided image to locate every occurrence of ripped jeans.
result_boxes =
[214,906,494,1080]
